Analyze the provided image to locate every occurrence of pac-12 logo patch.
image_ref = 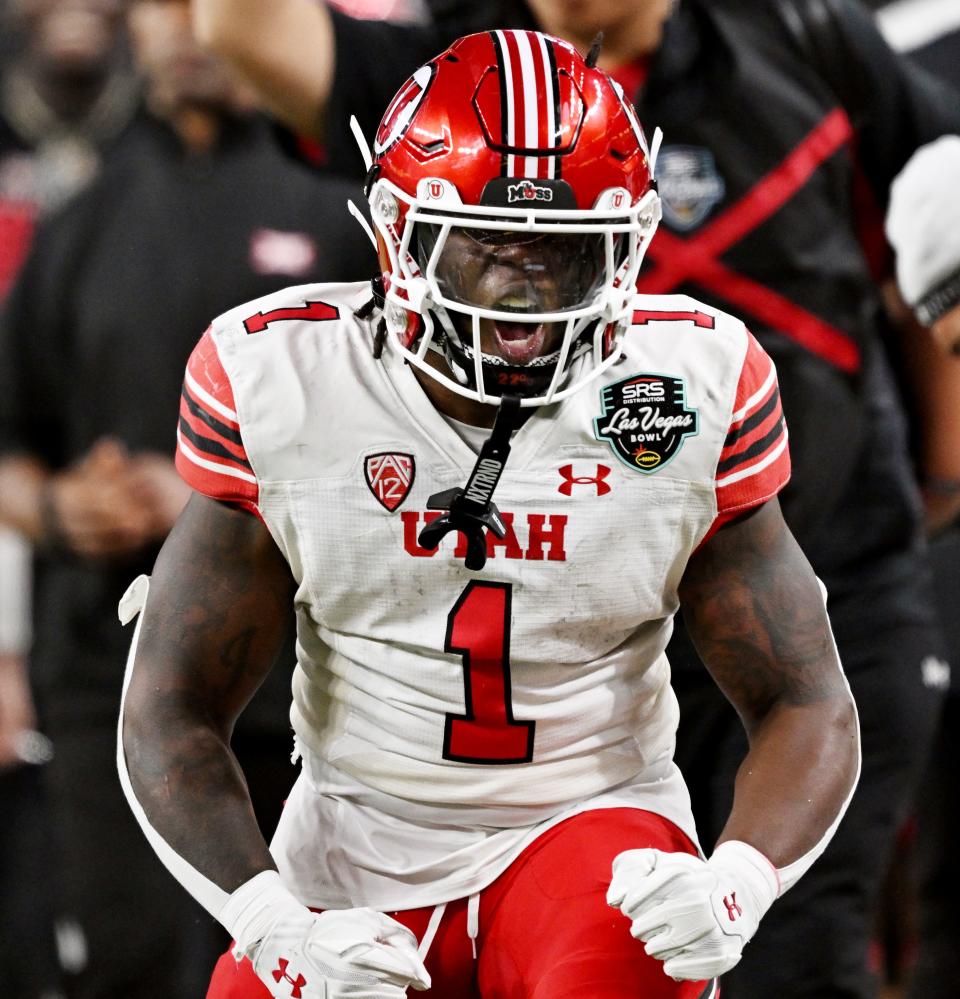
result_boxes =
[365,453,415,511]
[594,374,699,473]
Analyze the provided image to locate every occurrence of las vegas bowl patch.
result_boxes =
[594,374,699,473]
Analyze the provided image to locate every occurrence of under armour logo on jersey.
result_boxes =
[723,893,743,922]
[272,958,307,998]
[365,452,415,512]
[558,464,612,496]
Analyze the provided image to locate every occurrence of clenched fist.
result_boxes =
[249,907,431,999]
[607,841,779,981]
[222,872,431,999]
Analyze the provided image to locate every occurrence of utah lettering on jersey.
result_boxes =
[594,373,699,473]
[401,510,568,561]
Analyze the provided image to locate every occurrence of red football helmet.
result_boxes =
[362,29,662,406]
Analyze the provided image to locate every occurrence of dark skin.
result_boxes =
[123,491,857,891]
[679,501,857,859]
[123,495,293,885]
[414,228,599,427]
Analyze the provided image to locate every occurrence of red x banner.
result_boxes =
[639,108,860,373]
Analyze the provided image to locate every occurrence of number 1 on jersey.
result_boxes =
[443,581,535,765]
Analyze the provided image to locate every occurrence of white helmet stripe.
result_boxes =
[494,30,517,176]
[610,78,649,158]
[536,32,557,179]
[513,30,540,178]
[495,30,564,180]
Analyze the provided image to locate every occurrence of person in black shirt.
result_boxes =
[884,17,960,994]
[194,0,960,995]
[0,3,138,996]
[0,2,373,996]
[886,137,960,997]
[0,0,139,288]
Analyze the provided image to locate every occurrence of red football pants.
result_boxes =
[207,807,717,998]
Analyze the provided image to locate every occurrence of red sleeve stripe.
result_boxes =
[178,415,253,471]
[176,427,257,485]
[180,385,245,445]
[178,393,251,473]
[179,389,250,468]
[729,359,776,424]
[176,328,258,510]
[717,426,789,489]
[723,385,780,450]
[183,364,239,425]
[179,382,250,467]
[718,412,785,475]
[716,331,788,482]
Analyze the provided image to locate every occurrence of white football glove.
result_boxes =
[606,841,779,982]
[220,871,431,999]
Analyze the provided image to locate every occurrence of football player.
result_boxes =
[118,32,859,999]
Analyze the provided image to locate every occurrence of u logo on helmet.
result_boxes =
[374,63,436,157]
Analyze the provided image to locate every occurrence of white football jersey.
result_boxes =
[176,281,789,908]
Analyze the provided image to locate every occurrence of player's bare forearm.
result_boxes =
[122,493,296,890]
[191,0,334,139]
[895,312,960,533]
[0,454,49,542]
[678,499,858,867]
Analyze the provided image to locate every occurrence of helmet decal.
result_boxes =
[484,30,571,179]
[374,63,436,157]
[609,77,651,160]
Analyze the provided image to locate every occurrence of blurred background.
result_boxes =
[0,1,958,997]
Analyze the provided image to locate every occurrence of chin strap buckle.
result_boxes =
[418,396,522,571]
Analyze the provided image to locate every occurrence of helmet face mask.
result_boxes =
[366,30,662,407]
[418,223,610,316]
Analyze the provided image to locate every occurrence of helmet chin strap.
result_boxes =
[417,395,524,571]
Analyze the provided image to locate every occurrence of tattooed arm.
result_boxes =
[677,497,859,866]
[608,498,858,981]
[121,492,295,891]
[121,493,431,993]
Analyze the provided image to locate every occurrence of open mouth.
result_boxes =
[490,292,549,365]
[493,319,547,365]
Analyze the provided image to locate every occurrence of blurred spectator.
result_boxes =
[328,0,428,21]
[0,1,373,996]
[882,11,960,992]
[0,1,15,64]
[193,1,960,996]
[0,533,31,759]
[1,0,138,294]
[887,137,960,356]
[880,5,960,358]
[1,2,136,995]
[0,526,59,999]
[876,0,960,84]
